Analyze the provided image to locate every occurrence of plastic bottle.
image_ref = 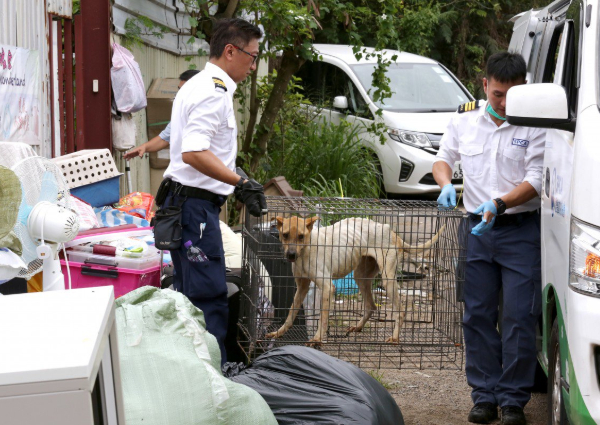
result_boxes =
[184,240,208,263]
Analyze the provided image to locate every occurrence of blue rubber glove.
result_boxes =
[437,184,456,209]
[471,200,497,236]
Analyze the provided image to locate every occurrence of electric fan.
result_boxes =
[7,156,80,291]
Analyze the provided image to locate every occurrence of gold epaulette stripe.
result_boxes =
[458,100,481,113]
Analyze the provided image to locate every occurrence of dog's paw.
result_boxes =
[347,326,363,333]
[306,338,322,348]
[385,336,400,345]
[265,331,279,339]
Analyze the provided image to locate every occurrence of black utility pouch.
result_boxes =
[153,206,183,250]
[155,179,172,208]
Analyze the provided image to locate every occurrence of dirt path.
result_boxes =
[376,367,548,425]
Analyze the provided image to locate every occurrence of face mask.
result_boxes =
[486,103,506,121]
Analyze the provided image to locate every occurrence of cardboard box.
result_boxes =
[146,78,178,169]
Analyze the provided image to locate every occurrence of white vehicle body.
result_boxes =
[507,0,600,423]
[296,45,473,195]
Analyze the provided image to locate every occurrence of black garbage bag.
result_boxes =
[225,345,404,425]
[222,361,247,378]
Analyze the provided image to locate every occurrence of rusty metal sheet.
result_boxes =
[47,0,73,18]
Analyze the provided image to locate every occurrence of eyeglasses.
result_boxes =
[231,44,259,64]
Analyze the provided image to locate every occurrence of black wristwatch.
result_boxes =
[494,198,507,215]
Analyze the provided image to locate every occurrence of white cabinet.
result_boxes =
[0,287,125,425]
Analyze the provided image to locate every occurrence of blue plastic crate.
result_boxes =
[71,176,121,207]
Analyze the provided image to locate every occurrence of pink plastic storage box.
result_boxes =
[62,226,160,297]
[60,260,160,298]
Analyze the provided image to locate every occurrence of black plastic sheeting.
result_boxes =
[223,346,404,425]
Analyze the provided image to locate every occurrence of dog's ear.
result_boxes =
[305,216,320,231]
[274,216,284,229]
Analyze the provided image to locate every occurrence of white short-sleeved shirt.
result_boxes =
[164,62,238,196]
[435,100,546,214]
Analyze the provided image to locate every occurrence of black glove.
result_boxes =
[234,178,267,217]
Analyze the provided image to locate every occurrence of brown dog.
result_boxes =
[267,216,444,346]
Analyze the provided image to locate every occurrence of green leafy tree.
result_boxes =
[395,1,548,97]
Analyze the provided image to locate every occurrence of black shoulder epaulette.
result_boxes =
[458,99,483,113]
[213,77,227,92]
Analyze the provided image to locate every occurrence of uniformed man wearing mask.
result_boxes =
[161,18,266,364]
[433,52,545,425]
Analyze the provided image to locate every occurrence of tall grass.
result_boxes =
[260,120,382,199]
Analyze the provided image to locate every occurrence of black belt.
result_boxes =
[469,209,539,227]
[168,180,227,207]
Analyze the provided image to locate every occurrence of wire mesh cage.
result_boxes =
[238,197,468,370]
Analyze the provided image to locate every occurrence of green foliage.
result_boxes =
[259,120,382,199]
[393,0,549,98]
[396,4,441,56]
[72,0,80,15]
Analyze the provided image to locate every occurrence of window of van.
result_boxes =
[559,0,582,116]
[296,61,373,119]
[350,63,469,112]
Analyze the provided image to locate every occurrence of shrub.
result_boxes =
[261,120,382,199]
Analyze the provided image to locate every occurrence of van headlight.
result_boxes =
[388,129,432,149]
[570,218,600,297]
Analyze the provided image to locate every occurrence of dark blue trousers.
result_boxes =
[167,195,228,366]
[463,213,541,408]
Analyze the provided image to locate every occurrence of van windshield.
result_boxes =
[350,63,470,112]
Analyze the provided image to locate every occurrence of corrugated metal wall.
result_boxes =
[1,0,53,157]
[47,0,72,18]
[112,0,207,56]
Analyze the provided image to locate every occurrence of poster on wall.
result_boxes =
[0,44,40,145]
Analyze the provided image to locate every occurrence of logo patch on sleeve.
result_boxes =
[213,77,227,92]
[512,138,529,148]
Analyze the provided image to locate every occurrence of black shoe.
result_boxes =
[468,402,498,424]
[501,406,526,425]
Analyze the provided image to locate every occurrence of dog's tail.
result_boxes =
[395,224,446,254]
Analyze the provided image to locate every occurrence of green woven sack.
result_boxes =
[115,286,277,425]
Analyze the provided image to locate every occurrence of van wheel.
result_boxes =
[548,318,568,425]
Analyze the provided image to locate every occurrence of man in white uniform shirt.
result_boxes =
[160,18,265,365]
[433,52,545,425]
[123,70,200,160]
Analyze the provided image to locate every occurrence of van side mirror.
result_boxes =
[506,83,575,132]
[333,96,349,110]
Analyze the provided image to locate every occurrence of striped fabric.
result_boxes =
[94,207,150,228]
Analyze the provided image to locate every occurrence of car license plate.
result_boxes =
[453,162,463,180]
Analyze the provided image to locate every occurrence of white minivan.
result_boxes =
[295,44,473,195]
[507,0,600,423]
